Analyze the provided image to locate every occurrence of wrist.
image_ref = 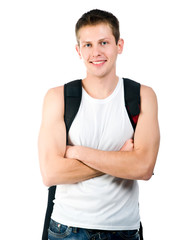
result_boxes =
[66,145,80,160]
[74,145,80,160]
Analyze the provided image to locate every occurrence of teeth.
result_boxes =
[92,61,105,65]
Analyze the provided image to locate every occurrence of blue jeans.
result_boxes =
[48,219,140,240]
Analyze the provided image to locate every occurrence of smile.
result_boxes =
[90,60,107,65]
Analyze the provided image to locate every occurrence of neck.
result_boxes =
[82,74,119,99]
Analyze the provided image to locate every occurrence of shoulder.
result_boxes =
[42,85,64,121]
[44,85,64,102]
[140,84,158,114]
[140,84,156,98]
[140,84,157,103]
[43,85,64,108]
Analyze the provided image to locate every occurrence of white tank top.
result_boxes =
[52,77,140,230]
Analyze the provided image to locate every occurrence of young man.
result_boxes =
[38,9,160,240]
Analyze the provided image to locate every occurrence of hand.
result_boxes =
[65,145,78,159]
[120,139,134,152]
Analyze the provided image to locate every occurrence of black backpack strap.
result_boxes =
[42,79,143,239]
[123,78,140,131]
[139,222,144,240]
[123,78,143,239]
[42,80,82,240]
[42,186,56,240]
[64,79,82,137]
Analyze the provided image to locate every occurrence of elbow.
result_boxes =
[39,154,62,187]
[41,170,54,187]
[125,162,153,181]
[40,163,57,187]
[138,156,156,181]
[42,175,53,187]
[134,148,157,181]
[141,169,153,181]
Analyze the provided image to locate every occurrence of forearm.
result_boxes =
[41,155,103,187]
[38,87,104,187]
[72,86,160,180]
[66,146,153,180]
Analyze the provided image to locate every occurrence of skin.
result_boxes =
[75,23,124,99]
[38,23,160,187]
[38,86,103,186]
[65,85,159,180]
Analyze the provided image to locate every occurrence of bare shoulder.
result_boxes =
[44,85,64,107]
[140,84,157,100]
[140,84,158,113]
[42,85,64,122]
[44,85,64,102]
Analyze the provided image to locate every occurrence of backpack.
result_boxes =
[42,78,143,240]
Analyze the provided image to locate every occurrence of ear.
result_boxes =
[117,38,124,54]
[75,44,82,59]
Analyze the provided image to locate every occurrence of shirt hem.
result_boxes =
[51,216,140,231]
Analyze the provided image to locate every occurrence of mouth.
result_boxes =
[90,60,107,66]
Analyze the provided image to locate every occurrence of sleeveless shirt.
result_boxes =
[51,77,140,230]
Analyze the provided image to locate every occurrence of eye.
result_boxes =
[85,43,92,48]
[101,41,108,46]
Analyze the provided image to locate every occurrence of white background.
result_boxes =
[0,0,195,239]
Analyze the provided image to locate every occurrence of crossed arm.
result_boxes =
[38,86,103,186]
[38,85,160,187]
[65,85,160,180]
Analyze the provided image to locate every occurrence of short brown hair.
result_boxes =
[75,9,120,44]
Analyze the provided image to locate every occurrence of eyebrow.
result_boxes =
[80,38,110,44]
[98,38,110,42]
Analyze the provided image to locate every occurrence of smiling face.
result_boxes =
[76,23,124,80]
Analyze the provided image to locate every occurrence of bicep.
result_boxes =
[38,121,66,161]
[134,85,160,167]
[38,87,66,172]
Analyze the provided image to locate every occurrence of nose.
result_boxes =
[92,44,101,57]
